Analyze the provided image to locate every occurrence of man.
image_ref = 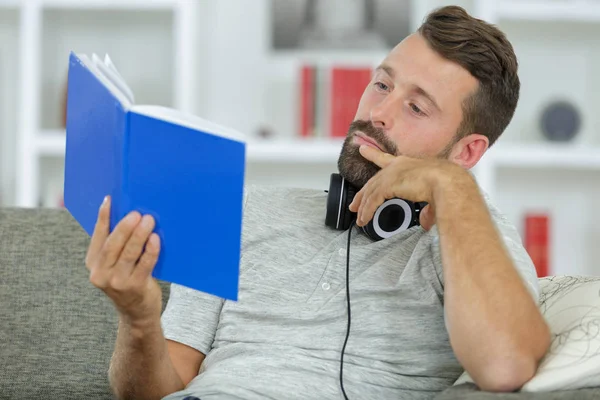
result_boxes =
[85,6,550,400]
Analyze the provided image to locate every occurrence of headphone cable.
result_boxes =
[340,219,355,400]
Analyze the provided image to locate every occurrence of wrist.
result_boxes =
[119,313,162,339]
[430,164,477,207]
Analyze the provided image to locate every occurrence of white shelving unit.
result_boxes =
[10,0,197,207]
[497,0,600,22]
[472,0,600,277]
[3,0,600,275]
[0,1,19,207]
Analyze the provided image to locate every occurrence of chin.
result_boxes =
[337,142,380,189]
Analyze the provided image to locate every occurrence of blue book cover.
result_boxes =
[64,52,246,301]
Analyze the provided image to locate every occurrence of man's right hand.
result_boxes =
[85,195,163,327]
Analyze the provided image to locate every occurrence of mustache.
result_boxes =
[348,120,397,155]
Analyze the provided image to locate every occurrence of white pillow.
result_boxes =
[454,275,600,392]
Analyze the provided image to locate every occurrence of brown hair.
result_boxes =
[418,6,520,148]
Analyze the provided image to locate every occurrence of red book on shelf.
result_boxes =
[524,213,550,277]
[330,67,372,138]
[299,65,315,137]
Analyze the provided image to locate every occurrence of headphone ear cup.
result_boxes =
[341,184,357,229]
[361,222,383,241]
[325,173,355,231]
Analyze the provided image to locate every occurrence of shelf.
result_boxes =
[490,143,600,169]
[40,0,180,10]
[37,131,600,169]
[36,130,343,163]
[246,138,343,163]
[37,130,66,155]
[270,50,389,67]
[498,1,600,23]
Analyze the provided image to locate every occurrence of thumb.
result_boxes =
[419,204,436,232]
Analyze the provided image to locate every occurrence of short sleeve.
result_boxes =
[488,203,540,302]
[161,283,224,355]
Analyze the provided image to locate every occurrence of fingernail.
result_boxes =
[100,196,107,208]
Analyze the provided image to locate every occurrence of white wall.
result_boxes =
[0,9,19,206]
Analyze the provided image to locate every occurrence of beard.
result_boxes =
[337,120,459,189]
[337,120,399,188]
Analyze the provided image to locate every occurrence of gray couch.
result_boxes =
[1,207,598,399]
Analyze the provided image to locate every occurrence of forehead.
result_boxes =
[382,33,478,109]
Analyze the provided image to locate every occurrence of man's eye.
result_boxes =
[410,103,424,115]
[374,82,389,91]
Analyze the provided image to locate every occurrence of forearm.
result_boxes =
[434,172,550,391]
[109,316,184,400]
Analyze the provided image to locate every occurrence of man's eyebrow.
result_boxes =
[375,64,441,112]
[375,64,395,79]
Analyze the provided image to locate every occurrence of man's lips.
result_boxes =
[352,132,384,152]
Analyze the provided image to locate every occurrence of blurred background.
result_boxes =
[0,0,598,277]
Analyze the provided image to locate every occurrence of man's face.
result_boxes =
[338,33,479,188]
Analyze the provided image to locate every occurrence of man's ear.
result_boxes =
[449,134,489,169]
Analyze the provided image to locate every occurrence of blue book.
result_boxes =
[64,52,246,301]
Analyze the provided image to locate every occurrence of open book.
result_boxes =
[64,52,246,301]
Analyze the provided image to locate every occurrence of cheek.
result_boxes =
[391,116,444,156]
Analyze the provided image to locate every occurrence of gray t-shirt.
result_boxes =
[161,184,539,400]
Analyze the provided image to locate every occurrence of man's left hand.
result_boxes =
[348,145,468,231]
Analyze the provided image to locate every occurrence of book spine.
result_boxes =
[330,67,345,138]
[329,67,373,138]
[111,106,131,231]
[299,65,315,138]
[524,213,550,277]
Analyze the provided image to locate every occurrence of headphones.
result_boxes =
[325,173,426,241]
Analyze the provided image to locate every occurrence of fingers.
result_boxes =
[132,233,161,282]
[111,214,156,284]
[98,211,142,271]
[86,196,111,269]
[357,184,385,227]
[418,204,434,232]
[359,145,395,168]
[348,189,363,213]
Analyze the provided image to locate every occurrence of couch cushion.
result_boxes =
[0,208,170,398]
[454,275,600,393]
[435,383,600,400]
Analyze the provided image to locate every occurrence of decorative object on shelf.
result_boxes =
[299,64,316,137]
[256,125,275,140]
[330,66,372,138]
[539,100,582,142]
[271,0,411,51]
[524,212,550,277]
[298,65,372,138]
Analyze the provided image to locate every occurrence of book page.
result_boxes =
[92,53,135,105]
[132,105,246,143]
[77,54,133,109]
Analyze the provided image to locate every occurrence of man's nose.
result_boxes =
[369,96,397,131]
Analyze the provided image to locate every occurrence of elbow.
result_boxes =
[477,320,552,392]
[475,357,537,392]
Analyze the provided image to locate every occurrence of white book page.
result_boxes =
[91,53,135,105]
[78,53,244,143]
[132,105,246,143]
[77,54,133,109]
